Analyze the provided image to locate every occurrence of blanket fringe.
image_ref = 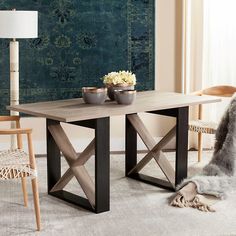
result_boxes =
[170,194,215,212]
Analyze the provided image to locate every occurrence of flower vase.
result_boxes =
[106,84,134,100]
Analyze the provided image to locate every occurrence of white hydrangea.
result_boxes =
[102,70,136,85]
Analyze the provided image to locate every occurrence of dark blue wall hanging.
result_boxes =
[0,0,155,114]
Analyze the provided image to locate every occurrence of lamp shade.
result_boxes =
[0,10,38,38]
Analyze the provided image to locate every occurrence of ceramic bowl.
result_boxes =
[114,89,136,105]
[106,84,134,100]
[82,87,107,104]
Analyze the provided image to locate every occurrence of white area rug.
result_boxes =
[0,151,236,236]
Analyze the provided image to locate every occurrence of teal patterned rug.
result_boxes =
[0,0,155,114]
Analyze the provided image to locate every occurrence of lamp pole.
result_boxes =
[10,9,19,148]
[10,37,19,148]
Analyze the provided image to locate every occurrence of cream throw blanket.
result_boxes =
[170,96,236,212]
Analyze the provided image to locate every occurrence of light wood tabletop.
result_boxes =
[7,91,221,122]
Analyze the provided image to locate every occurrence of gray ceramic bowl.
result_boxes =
[82,87,107,104]
[106,84,134,100]
[114,89,136,105]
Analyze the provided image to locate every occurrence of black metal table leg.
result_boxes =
[125,114,137,176]
[95,117,110,213]
[46,119,61,193]
[175,107,189,185]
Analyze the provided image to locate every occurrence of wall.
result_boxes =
[0,0,155,114]
[0,0,182,154]
[152,0,182,147]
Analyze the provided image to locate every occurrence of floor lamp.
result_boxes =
[0,10,38,147]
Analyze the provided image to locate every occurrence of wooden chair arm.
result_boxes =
[0,128,32,135]
[0,116,20,122]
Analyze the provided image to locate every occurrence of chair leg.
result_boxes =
[198,132,203,162]
[31,178,41,231]
[21,177,28,207]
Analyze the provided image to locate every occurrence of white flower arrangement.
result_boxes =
[102,71,136,86]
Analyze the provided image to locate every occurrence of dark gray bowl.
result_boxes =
[107,84,134,100]
[114,90,136,105]
[82,87,107,104]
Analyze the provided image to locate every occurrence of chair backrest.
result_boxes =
[192,85,236,120]
[0,116,22,149]
[198,85,236,97]
[202,85,236,97]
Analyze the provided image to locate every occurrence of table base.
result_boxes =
[126,107,189,190]
[46,118,110,213]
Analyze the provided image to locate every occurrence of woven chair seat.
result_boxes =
[189,120,218,134]
[0,149,36,180]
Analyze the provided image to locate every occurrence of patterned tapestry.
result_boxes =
[0,0,155,114]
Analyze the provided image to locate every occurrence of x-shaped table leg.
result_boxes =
[49,138,95,193]
[48,123,96,206]
[46,118,110,213]
[126,107,189,190]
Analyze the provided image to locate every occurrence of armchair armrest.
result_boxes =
[0,116,20,122]
[0,128,32,135]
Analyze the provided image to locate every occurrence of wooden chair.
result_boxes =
[189,85,236,162]
[0,116,41,231]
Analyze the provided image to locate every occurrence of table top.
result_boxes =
[7,91,221,122]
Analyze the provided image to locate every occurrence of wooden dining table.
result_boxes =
[8,91,221,214]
